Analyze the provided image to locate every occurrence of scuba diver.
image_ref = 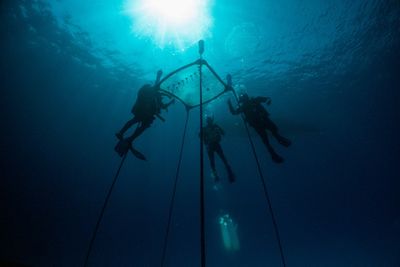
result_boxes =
[200,116,235,183]
[115,70,175,158]
[227,76,291,163]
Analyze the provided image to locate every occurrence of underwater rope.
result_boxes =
[198,40,207,267]
[85,39,287,266]
[232,92,287,267]
[83,152,128,267]
[161,111,190,267]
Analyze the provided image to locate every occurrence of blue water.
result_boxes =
[1,0,399,266]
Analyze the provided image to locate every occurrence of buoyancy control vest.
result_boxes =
[202,124,223,145]
[131,84,162,120]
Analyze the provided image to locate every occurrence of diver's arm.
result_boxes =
[228,99,241,115]
[255,96,271,105]
[161,98,175,110]
[160,91,172,98]
[165,98,175,107]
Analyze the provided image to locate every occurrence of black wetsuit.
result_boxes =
[229,96,291,163]
[201,122,235,182]
[118,84,167,142]
[115,70,173,157]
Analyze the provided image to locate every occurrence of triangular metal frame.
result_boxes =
[156,59,234,110]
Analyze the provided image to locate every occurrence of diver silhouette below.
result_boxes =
[200,116,235,183]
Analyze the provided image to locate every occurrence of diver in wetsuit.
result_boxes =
[227,92,291,164]
[115,70,174,157]
[200,116,235,183]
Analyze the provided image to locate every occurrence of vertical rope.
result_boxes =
[84,152,128,267]
[232,92,287,267]
[199,58,206,267]
[161,111,190,267]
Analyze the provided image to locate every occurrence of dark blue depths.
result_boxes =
[0,0,400,266]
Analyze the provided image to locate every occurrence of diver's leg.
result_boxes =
[127,120,150,143]
[254,126,284,163]
[266,118,291,147]
[207,146,219,181]
[116,117,139,139]
[215,144,235,182]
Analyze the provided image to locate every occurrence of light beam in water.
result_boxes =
[123,0,212,50]
[219,214,240,251]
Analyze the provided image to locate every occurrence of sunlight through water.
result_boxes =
[123,0,213,50]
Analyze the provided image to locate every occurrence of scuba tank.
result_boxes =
[131,84,160,117]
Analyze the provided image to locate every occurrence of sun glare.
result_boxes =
[123,0,212,50]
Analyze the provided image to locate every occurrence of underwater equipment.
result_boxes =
[85,40,287,267]
[199,39,205,55]
[226,74,232,87]
[114,138,146,161]
[129,146,146,161]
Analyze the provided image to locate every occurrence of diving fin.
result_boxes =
[115,139,130,157]
[114,139,146,161]
[271,153,284,164]
[276,136,291,147]
[129,146,147,161]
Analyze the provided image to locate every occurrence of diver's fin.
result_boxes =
[276,136,291,147]
[130,146,147,161]
[115,139,130,157]
[115,139,147,160]
[271,153,284,164]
